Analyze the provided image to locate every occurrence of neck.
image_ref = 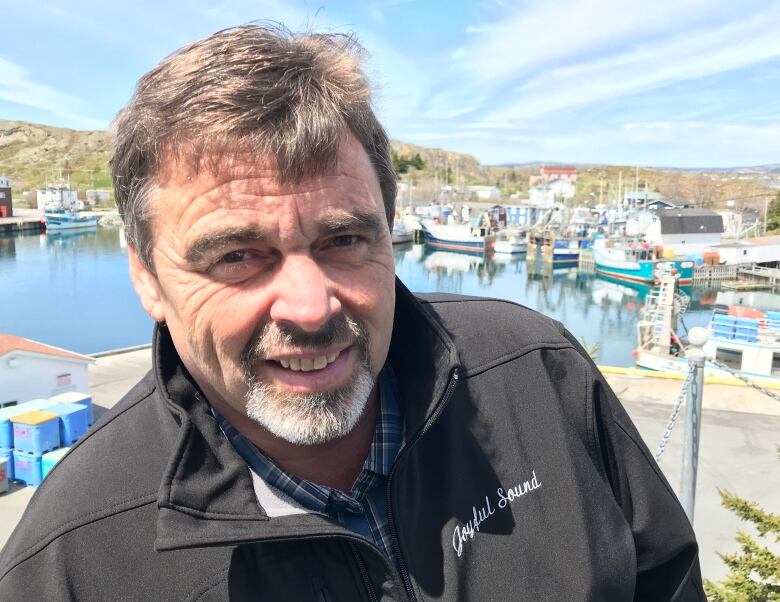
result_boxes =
[209,389,379,493]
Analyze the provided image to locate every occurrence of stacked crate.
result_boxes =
[0,396,92,489]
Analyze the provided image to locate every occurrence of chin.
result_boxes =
[244,365,375,446]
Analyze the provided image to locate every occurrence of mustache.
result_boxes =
[240,314,369,368]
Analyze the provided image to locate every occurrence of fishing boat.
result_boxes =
[528,232,589,265]
[635,274,780,386]
[494,228,527,254]
[45,210,98,231]
[592,238,693,285]
[391,221,413,244]
[420,219,495,254]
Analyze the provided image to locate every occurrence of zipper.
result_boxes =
[349,542,378,602]
[387,367,460,602]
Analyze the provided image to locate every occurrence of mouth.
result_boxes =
[271,350,342,372]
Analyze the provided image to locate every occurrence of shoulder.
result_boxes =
[413,292,577,373]
[0,371,173,579]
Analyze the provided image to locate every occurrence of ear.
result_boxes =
[128,246,167,323]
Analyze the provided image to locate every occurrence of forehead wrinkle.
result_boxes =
[185,226,272,264]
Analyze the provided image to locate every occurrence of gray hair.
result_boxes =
[110,23,396,270]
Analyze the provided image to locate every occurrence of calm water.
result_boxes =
[1,229,723,364]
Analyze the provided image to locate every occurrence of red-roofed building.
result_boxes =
[529,166,578,187]
[0,334,94,408]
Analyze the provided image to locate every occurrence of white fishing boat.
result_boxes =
[45,211,98,231]
[391,221,413,244]
[494,229,527,254]
[420,219,495,254]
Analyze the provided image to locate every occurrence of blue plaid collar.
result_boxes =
[211,365,403,515]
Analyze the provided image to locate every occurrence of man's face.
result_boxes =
[129,136,396,445]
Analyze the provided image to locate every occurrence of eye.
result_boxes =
[331,235,358,247]
[221,250,254,263]
[207,249,275,282]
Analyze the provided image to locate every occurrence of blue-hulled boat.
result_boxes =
[45,210,98,231]
[592,239,693,285]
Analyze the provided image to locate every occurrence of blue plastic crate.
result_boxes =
[42,403,89,445]
[0,399,58,449]
[0,448,12,481]
[41,447,70,480]
[48,392,93,425]
[11,411,61,456]
[12,451,42,487]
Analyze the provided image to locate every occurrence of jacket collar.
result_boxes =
[152,277,459,551]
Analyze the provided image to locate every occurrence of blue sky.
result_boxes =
[3,0,780,167]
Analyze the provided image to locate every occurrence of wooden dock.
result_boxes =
[737,264,780,289]
[692,264,739,283]
[0,216,46,234]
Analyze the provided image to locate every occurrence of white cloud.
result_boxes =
[0,57,106,130]
[482,5,780,123]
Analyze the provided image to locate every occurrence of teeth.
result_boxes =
[275,350,341,371]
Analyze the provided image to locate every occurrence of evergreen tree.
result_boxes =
[705,449,780,601]
[766,192,780,232]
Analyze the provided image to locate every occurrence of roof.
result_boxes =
[541,166,576,174]
[0,333,93,362]
[657,208,724,235]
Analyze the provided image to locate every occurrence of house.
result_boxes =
[528,178,575,206]
[528,166,577,187]
[645,208,724,254]
[0,176,12,218]
[0,334,94,408]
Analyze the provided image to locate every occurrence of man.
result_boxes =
[0,25,705,600]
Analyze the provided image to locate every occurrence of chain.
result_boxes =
[707,359,780,402]
[654,364,696,463]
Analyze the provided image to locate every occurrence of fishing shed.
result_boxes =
[645,208,724,255]
[0,334,94,409]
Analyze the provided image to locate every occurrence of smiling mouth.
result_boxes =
[271,350,342,372]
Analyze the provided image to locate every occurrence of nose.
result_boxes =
[268,254,342,332]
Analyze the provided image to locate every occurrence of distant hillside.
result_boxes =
[0,119,776,211]
[0,120,112,193]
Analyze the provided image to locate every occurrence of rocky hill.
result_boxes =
[0,120,112,192]
[0,119,775,211]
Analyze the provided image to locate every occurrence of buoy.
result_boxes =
[631,349,638,356]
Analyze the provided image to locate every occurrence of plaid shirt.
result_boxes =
[211,366,403,560]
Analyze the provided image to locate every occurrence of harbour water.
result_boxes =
[0,228,747,363]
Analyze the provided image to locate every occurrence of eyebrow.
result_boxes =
[315,211,386,239]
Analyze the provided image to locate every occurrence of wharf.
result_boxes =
[0,216,45,234]
[0,348,777,583]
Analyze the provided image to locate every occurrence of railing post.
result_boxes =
[680,327,708,522]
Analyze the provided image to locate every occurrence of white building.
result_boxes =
[528,179,575,206]
[467,185,501,201]
[37,186,79,212]
[711,236,780,265]
[0,334,94,408]
[643,208,723,255]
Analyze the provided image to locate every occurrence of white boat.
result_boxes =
[45,211,98,231]
[420,219,495,254]
[635,274,780,386]
[391,222,413,244]
[494,229,527,254]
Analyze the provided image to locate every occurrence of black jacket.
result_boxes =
[0,280,705,600]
